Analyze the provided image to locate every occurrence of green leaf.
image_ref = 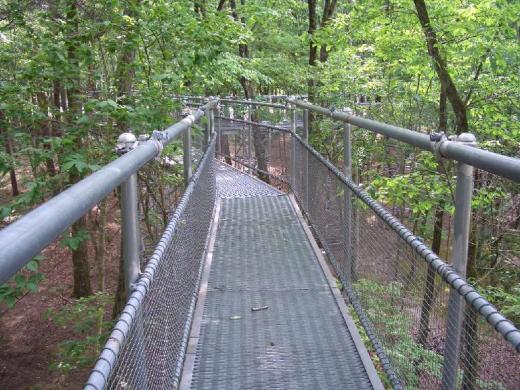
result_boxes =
[25,260,39,272]
[15,274,26,288]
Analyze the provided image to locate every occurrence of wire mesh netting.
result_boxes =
[87,137,216,390]
[291,137,520,390]
[216,106,520,390]
[136,112,209,259]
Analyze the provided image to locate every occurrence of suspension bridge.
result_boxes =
[0,97,519,389]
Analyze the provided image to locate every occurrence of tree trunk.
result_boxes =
[36,92,57,178]
[94,200,107,291]
[112,232,126,319]
[66,0,92,298]
[413,0,468,133]
[0,110,19,196]
[307,0,318,133]
[417,87,447,376]
[217,0,226,11]
[319,0,337,63]
[113,0,141,309]
[229,0,269,183]
[307,0,337,134]
[115,0,140,132]
[194,0,206,15]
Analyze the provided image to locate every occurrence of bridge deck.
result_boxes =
[181,162,381,390]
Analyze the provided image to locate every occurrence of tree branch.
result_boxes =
[217,0,226,11]
[413,0,468,133]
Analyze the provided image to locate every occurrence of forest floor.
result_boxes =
[0,196,121,390]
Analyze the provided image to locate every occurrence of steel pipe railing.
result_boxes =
[219,98,287,109]
[287,98,520,182]
[0,100,218,285]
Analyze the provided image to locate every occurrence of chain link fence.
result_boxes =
[86,137,216,390]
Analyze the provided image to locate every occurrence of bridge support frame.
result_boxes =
[248,102,252,171]
[441,133,477,390]
[289,104,297,190]
[303,108,309,210]
[183,125,192,185]
[343,109,354,284]
[204,108,210,152]
[116,132,142,299]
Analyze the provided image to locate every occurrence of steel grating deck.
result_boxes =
[183,163,378,390]
[216,160,283,198]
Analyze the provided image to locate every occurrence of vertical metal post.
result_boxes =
[204,109,210,152]
[116,133,141,299]
[248,103,252,171]
[268,129,272,163]
[303,108,309,210]
[211,103,215,135]
[183,126,192,185]
[290,105,297,191]
[217,106,222,156]
[441,133,476,390]
[121,173,141,299]
[343,110,353,283]
[116,133,147,387]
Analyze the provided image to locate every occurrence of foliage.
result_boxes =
[354,278,443,388]
[353,278,508,389]
[0,255,44,309]
[472,282,520,326]
[44,292,113,374]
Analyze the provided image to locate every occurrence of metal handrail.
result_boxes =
[219,98,287,109]
[0,100,218,285]
[286,98,520,183]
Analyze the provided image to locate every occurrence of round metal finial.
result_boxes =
[116,132,138,155]
[457,132,477,146]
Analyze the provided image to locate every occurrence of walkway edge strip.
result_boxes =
[179,198,222,390]
[288,194,385,390]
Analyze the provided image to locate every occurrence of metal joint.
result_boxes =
[148,133,165,158]
[429,132,447,161]
[152,129,168,142]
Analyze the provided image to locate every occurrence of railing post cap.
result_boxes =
[117,132,137,144]
[456,132,478,146]
[116,132,138,155]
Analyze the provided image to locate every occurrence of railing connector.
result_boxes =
[117,132,142,300]
[441,132,477,390]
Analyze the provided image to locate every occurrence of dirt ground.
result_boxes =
[0,201,122,390]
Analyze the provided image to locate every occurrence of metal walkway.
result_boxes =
[80,100,520,390]
[181,163,381,390]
